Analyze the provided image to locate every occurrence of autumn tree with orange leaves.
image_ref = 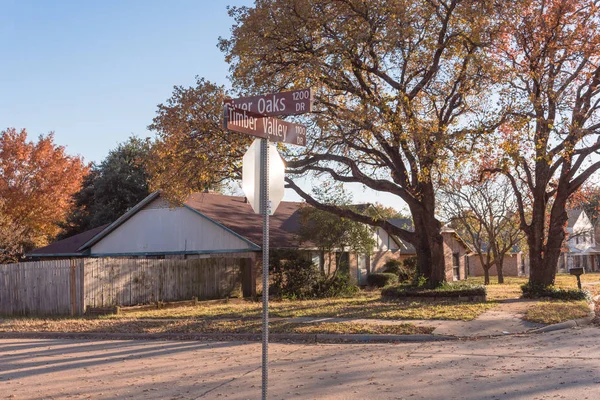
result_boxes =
[0,128,87,262]
[148,78,252,201]
[489,0,600,287]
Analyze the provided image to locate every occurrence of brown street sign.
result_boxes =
[223,105,307,146]
[225,88,313,117]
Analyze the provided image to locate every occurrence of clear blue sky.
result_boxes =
[0,0,252,163]
[0,0,408,211]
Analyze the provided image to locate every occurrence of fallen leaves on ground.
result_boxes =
[0,318,433,335]
[523,301,591,324]
[103,294,495,321]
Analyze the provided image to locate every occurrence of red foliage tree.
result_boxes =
[0,128,88,260]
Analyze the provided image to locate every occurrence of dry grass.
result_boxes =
[104,293,495,321]
[0,317,433,335]
[465,276,526,301]
[524,301,591,324]
[467,272,600,300]
[555,273,600,296]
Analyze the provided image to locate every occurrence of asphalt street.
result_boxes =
[1,327,599,399]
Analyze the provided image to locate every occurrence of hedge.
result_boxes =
[367,273,399,288]
[382,282,486,299]
[521,283,590,301]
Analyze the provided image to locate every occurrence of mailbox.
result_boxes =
[569,267,584,276]
[569,267,584,290]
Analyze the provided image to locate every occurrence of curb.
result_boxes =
[529,296,597,334]
[0,331,457,344]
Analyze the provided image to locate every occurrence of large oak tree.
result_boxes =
[219,0,497,285]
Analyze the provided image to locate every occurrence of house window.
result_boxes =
[452,252,460,280]
[310,252,323,271]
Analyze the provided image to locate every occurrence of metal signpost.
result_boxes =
[223,88,312,400]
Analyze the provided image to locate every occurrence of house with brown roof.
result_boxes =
[28,191,470,284]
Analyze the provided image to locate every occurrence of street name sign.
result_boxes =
[223,105,307,146]
[226,87,313,116]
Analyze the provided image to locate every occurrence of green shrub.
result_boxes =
[382,259,402,274]
[269,250,359,299]
[521,283,590,301]
[315,273,360,298]
[383,258,416,282]
[367,273,399,288]
[382,282,486,299]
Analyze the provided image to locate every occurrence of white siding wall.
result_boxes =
[91,207,254,255]
[570,213,595,251]
[374,228,399,251]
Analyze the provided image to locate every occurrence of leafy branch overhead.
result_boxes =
[217,0,501,286]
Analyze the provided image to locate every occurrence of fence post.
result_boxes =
[79,259,85,315]
[70,259,77,316]
[240,258,256,298]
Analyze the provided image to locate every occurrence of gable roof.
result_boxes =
[27,224,109,257]
[185,192,305,248]
[78,191,161,250]
[567,209,583,228]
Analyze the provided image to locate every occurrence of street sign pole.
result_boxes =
[224,88,312,400]
[260,138,269,400]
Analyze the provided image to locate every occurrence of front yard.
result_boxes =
[0,273,596,336]
[0,294,493,336]
[105,293,495,321]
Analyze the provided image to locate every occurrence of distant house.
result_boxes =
[364,218,470,284]
[558,210,600,272]
[28,192,470,284]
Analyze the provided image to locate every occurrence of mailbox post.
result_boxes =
[569,267,584,290]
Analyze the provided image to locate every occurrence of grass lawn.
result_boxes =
[0,317,433,336]
[523,301,591,324]
[466,272,600,300]
[2,273,595,335]
[465,276,526,301]
[103,293,495,321]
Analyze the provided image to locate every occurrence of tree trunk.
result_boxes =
[527,188,569,288]
[411,203,446,287]
[497,259,504,284]
[483,266,490,285]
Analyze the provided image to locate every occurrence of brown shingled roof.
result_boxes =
[185,193,306,248]
[27,224,110,256]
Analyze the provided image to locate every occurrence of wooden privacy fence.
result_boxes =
[0,257,253,316]
[0,259,83,316]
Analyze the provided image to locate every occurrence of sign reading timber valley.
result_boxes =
[227,88,313,116]
[223,105,307,146]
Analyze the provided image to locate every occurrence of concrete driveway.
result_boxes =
[1,327,599,399]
